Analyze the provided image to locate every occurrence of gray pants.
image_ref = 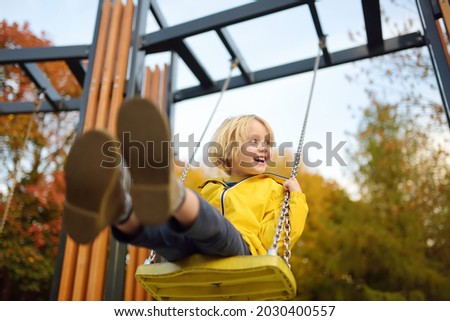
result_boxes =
[111,194,250,261]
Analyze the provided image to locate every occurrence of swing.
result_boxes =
[135,41,324,301]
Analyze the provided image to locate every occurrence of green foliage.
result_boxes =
[288,0,450,300]
[291,99,450,300]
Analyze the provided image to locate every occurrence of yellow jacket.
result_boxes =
[199,173,308,256]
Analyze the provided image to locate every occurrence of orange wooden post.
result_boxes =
[108,0,135,132]
[118,64,170,301]
[94,0,123,130]
[439,1,450,39]
[127,65,168,301]
[150,66,161,110]
[71,244,92,300]
[86,0,135,300]
[436,21,450,67]
[123,65,158,300]
[57,238,78,300]
[58,0,111,301]
[85,229,109,300]
[70,1,123,300]
[143,67,152,99]
[83,0,112,131]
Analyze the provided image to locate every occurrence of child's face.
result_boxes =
[230,119,271,177]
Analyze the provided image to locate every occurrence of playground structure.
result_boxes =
[0,0,449,300]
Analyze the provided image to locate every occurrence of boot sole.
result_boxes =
[117,98,172,226]
[63,130,124,244]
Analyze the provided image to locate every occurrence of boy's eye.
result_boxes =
[247,139,272,147]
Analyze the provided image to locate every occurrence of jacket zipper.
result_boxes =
[219,176,254,216]
[220,187,229,215]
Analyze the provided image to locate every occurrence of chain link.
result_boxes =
[155,42,322,266]
[179,59,238,184]
[147,60,238,264]
[268,41,323,268]
[144,250,157,265]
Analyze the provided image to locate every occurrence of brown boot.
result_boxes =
[116,97,184,226]
[63,130,128,244]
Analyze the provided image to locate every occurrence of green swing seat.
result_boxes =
[135,254,296,301]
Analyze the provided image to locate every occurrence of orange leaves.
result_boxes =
[0,19,82,103]
[0,21,77,299]
[0,20,51,49]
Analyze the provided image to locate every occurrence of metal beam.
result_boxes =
[0,99,81,114]
[126,0,151,97]
[173,42,214,87]
[308,2,332,65]
[216,28,254,84]
[104,234,128,301]
[173,32,425,102]
[20,62,64,110]
[142,0,308,53]
[362,0,383,51]
[416,0,450,128]
[166,52,179,122]
[149,0,167,28]
[65,58,86,87]
[150,0,213,88]
[0,45,90,65]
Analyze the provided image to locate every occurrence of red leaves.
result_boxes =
[0,21,77,299]
[23,171,66,212]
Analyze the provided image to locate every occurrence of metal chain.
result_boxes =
[179,58,238,183]
[0,91,45,235]
[268,40,324,268]
[144,249,157,265]
[145,60,238,264]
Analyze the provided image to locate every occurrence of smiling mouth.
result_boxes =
[254,156,266,164]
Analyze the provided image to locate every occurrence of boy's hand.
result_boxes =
[282,177,302,193]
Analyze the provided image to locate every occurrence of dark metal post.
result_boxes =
[416,0,450,128]
[167,51,178,123]
[104,235,128,300]
[125,0,150,98]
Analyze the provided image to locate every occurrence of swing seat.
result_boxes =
[135,254,297,301]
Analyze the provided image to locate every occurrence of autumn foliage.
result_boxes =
[1,2,450,301]
[0,20,80,300]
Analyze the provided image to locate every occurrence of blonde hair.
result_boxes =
[209,115,274,175]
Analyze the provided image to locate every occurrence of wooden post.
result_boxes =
[58,0,112,301]
[86,0,135,300]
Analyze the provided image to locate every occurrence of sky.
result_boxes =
[1,0,437,196]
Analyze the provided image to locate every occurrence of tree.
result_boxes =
[292,172,361,300]
[0,20,80,300]
[339,0,450,299]
[290,0,450,300]
[349,101,450,300]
